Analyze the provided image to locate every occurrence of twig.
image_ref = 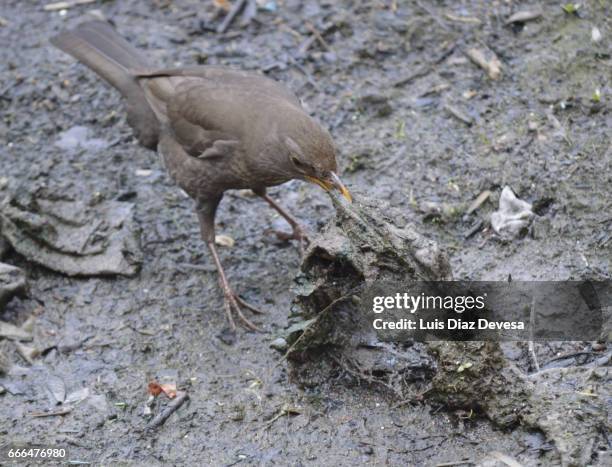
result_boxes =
[528,295,539,371]
[305,22,331,51]
[287,57,321,91]
[436,460,473,467]
[392,40,458,88]
[464,220,484,240]
[444,13,481,25]
[146,391,189,430]
[416,0,451,31]
[434,40,460,65]
[174,11,197,21]
[297,35,318,55]
[391,388,432,408]
[30,407,72,417]
[445,104,473,126]
[43,0,95,11]
[392,66,432,88]
[217,0,247,34]
[262,404,301,430]
[541,351,594,366]
[421,83,450,97]
[466,190,491,215]
[330,353,399,396]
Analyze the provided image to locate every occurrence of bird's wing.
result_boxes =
[166,107,240,159]
[144,76,293,160]
[136,66,301,108]
[197,139,241,161]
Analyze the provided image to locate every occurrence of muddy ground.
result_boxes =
[0,0,610,465]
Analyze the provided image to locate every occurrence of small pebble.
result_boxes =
[591,27,602,43]
[270,337,288,351]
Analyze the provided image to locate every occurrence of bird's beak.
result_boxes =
[305,172,352,203]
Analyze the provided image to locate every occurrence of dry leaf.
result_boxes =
[466,48,502,80]
[506,9,542,24]
[148,381,163,396]
[215,234,235,247]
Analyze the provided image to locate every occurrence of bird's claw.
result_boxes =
[221,285,265,333]
[270,226,311,256]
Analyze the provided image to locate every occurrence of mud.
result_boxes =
[0,0,610,465]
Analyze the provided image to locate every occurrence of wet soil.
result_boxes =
[0,0,610,465]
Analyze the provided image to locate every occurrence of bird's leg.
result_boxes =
[255,189,310,255]
[196,198,263,333]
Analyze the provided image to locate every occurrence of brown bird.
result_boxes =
[51,20,351,332]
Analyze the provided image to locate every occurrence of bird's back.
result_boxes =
[51,20,302,152]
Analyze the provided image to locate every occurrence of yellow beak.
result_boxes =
[305,172,352,203]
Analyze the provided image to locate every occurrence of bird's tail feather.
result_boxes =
[50,20,150,96]
[51,20,161,149]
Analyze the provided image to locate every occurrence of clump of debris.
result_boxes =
[0,183,142,277]
[288,192,451,394]
[285,193,610,466]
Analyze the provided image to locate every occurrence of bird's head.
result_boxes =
[283,133,352,203]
